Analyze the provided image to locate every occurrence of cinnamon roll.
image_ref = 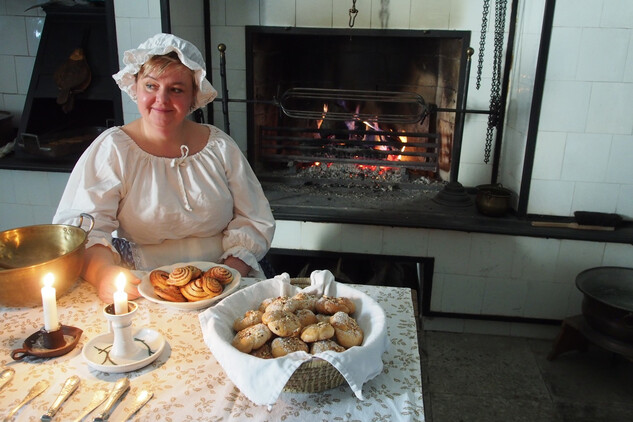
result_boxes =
[167,266,193,287]
[205,266,234,285]
[180,277,222,301]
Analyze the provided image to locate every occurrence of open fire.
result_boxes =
[246,27,470,189]
[258,88,442,185]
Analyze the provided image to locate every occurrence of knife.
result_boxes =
[3,379,49,421]
[123,390,153,421]
[0,368,14,391]
[92,377,129,422]
[41,375,81,421]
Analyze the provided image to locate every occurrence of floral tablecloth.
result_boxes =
[0,278,424,421]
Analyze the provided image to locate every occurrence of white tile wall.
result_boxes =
[530,0,633,217]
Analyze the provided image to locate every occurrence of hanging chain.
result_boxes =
[476,0,490,90]
[349,0,358,27]
[483,0,507,164]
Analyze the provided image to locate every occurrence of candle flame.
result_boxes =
[115,273,126,292]
[43,272,54,288]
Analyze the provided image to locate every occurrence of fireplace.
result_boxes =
[245,27,471,188]
[233,27,480,226]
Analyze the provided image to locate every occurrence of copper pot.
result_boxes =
[475,184,512,217]
[0,214,94,307]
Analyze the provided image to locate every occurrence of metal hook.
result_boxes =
[349,0,358,27]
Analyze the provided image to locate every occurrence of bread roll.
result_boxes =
[263,310,302,337]
[315,296,356,315]
[329,311,363,348]
[232,323,272,353]
[271,337,309,358]
[310,339,346,354]
[233,310,263,332]
[300,322,335,343]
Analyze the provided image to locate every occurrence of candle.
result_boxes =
[41,273,59,331]
[113,273,128,315]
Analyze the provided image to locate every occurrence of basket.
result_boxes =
[282,278,346,393]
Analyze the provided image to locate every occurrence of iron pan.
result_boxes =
[19,126,106,158]
[576,266,633,342]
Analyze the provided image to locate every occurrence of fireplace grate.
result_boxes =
[259,126,439,172]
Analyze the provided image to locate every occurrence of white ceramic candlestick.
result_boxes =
[104,302,141,358]
[41,273,60,331]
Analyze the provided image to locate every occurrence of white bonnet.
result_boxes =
[112,33,217,112]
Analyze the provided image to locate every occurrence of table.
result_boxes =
[0,278,424,421]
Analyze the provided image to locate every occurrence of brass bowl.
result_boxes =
[0,214,94,307]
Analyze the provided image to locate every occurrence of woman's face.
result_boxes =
[135,63,195,130]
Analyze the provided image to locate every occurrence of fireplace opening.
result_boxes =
[246,27,471,188]
[267,248,433,320]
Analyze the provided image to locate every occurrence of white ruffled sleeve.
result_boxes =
[217,136,275,272]
[52,129,125,255]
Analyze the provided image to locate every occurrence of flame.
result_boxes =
[312,103,414,175]
[316,103,328,129]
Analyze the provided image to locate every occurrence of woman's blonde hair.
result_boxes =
[136,52,198,109]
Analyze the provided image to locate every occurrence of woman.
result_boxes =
[53,34,275,302]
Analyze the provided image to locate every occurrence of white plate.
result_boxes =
[137,261,241,311]
[83,328,165,373]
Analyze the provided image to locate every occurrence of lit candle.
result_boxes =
[41,273,59,331]
[113,273,128,315]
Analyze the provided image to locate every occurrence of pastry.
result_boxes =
[186,265,203,279]
[315,313,331,323]
[310,339,346,354]
[232,323,272,354]
[329,311,364,348]
[149,270,170,290]
[315,296,356,315]
[264,296,298,313]
[234,309,264,332]
[250,343,273,359]
[263,310,302,337]
[258,297,275,313]
[167,266,193,287]
[205,265,234,285]
[290,292,318,311]
[200,275,223,297]
[180,277,222,301]
[295,309,318,327]
[153,284,188,302]
[271,337,309,358]
[300,321,335,343]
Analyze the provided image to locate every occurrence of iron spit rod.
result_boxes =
[218,44,230,135]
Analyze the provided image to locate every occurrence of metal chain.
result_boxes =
[349,0,358,27]
[484,0,507,164]
[476,0,490,90]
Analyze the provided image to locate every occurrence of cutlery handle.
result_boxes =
[70,389,107,422]
[124,391,153,421]
[93,378,129,422]
[41,375,81,421]
[4,379,49,421]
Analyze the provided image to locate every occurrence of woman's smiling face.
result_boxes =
[135,63,195,129]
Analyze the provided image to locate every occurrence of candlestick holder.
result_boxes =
[83,301,166,373]
[11,325,83,360]
[104,301,142,358]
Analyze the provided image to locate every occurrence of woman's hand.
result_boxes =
[95,265,141,303]
[223,255,251,277]
[81,244,141,303]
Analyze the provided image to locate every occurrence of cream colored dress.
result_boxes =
[53,124,275,275]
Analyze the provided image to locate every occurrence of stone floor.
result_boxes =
[418,328,633,422]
